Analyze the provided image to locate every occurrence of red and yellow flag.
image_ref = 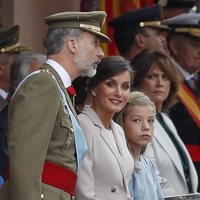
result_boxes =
[178,83,200,127]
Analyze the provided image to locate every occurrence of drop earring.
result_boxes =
[91,90,96,97]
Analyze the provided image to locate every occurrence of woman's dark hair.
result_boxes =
[131,49,182,111]
[73,76,89,106]
[73,56,134,113]
[88,56,134,90]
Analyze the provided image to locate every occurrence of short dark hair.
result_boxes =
[113,26,147,56]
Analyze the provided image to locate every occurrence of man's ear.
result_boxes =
[67,37,79,53]
[135,33,145,48]
[168,38,179,56]
[0,64,5,76]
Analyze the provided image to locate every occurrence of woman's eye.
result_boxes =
[106,81,115,87]
[122,84,130,90]
[147,74,156,79]
[163,75,170,80]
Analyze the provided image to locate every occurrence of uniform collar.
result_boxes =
[176,63,192,80]
[46,59,71,88]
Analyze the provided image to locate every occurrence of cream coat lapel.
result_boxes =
[160,113,198,190]
[154,116,185,182]
[82,106,127,180]
[101,121,127,179]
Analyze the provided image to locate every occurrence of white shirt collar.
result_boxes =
[176,64,193,80]
[0,88,8,99]
[46,59,71,88]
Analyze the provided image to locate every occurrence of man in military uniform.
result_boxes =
[164,12,200,192]
[0,25,30,111]
[156,0,195,19]
[0,11,110,200]
[108,5,170,61]
[0,25,30,184]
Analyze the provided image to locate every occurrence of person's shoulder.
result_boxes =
[28,69,58,86]
[78,105,103,127]
[78,105,93,119]
[13,69,60,101]
[78,106,96,127]
[160,112,178,131]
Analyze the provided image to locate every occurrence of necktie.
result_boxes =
[67,86,76,105]
[187,72,200,98]
[188,76,197,90]
[67,86,76,97]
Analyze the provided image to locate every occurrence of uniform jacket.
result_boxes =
[0,105,8,178]
[0,64,77,200]
[144,113,198,197]
[75,105,134,200]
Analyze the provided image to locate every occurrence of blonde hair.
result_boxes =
[116,91,156,127]
[116,91,156,170]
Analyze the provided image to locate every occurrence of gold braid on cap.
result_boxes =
[0,42,20,53]
[139,21,161,27]
[175,28,200,37]
[80,24,101,32]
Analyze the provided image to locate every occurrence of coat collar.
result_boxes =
[81,105,128,180]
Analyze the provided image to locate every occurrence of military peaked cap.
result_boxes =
[163,13,200,37]
[108,5,170,31]
[0,25,31,53]
[156,0,195,8]
[45,11,110,43]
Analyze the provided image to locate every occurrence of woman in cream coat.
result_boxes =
[75,56,134,200]
[131,50,198,197]
[145,113,198,196]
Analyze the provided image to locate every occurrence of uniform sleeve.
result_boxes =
[8,72,60,200]
[75,114,99,200]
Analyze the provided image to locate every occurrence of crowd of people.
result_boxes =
[0,0,199,200]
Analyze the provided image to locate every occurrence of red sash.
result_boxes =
[5,161,77,196]
[186,145,200,162]
[178,83,200,127]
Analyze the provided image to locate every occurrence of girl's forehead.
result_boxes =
[127,104,155,113]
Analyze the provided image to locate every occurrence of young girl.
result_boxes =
[116,91,163,200]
